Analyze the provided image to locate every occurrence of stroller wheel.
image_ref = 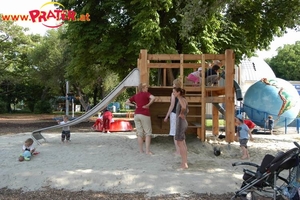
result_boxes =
[244,192,254,200]
[231,192,254,200]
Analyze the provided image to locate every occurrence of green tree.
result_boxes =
[29,28,70,99]
[0,21,41,112]
[180,0,300,60]
[56,0,199,86]
[54,0,300,87]
[266,41,300,80]
[28,27,122,111]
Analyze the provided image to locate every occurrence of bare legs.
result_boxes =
[177,140,188,169]
[138,135,152,155]
[241,146,250,159]
[145,135,152,154]
[173,136,180,155]
[138,136,144,153]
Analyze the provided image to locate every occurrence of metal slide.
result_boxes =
[220,72,243,101]
[32,68,140,144]
[212,79,243,117]
[212,103,226,116]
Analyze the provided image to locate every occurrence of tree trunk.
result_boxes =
[6,101,11,113]
[92,76,103,106]
[41,87,49,101]
[166,68,175,86]
[74,84,88,111]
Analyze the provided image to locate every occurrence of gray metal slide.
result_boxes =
[212,79,243,117]
[212,103,226,116]
[32,68,140,144]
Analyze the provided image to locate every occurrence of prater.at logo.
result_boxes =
[29,2,90,28]
[1,2,90,28]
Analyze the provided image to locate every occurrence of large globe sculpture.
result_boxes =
[243,78,300,128]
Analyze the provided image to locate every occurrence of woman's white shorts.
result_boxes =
[169,112,176,136]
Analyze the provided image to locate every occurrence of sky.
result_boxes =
[0,0,55,35]
[256,29,300,59]
[1,0,300,60]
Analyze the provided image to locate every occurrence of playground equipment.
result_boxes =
[137,49,236,142]
[243,78,300,128]
[31,69,140,144]
[107,102,121,113]
[92,118,133,132]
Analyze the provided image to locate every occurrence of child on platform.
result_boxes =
[186,67,202,85]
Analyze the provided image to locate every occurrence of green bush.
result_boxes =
[34,100,52,114]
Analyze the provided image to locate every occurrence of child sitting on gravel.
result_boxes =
[19,138,36,161]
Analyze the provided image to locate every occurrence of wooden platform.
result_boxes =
[149,86,225,103]
[154,96,225,103]
[149,86,225,96]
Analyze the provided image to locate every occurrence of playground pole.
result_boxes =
[284,118,287,134]
[297,118,299,134]
[66,81,69,116]
[72,99,74,118]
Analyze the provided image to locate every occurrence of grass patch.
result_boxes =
[206,119,225,127]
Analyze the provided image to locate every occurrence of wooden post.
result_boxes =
[200,54,206,141]
[224,49,235,142]
[212,105,219,136]
[180,54,184,87]
[163,68,166,86]
[237,65,241,85]
[139,49,148,84]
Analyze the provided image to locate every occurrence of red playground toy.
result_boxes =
[92,118,133,132]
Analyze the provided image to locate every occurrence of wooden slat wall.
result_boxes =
[147,54,225,61]
[147,63,207,69]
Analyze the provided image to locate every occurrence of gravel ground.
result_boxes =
[0,114,271,200]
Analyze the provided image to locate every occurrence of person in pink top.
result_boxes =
[186,67,202,84]
[125,83,155,155]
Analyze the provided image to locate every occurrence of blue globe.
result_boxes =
[243,78,300,128]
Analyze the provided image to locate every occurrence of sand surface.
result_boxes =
[1,129,300,198]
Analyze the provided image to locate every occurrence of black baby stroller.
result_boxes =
[231,142,300,200]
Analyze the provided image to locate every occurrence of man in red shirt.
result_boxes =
[125,83,155,155]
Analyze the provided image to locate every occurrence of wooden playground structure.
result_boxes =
[137,49,236,142]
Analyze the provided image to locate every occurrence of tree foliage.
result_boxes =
[266,41,300,80]
[56,0,199,82]
[54,0,300,86]
[180,0,300,60]
[0,21,42,112]
[29,28,70,97]
[1,0,300,112]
